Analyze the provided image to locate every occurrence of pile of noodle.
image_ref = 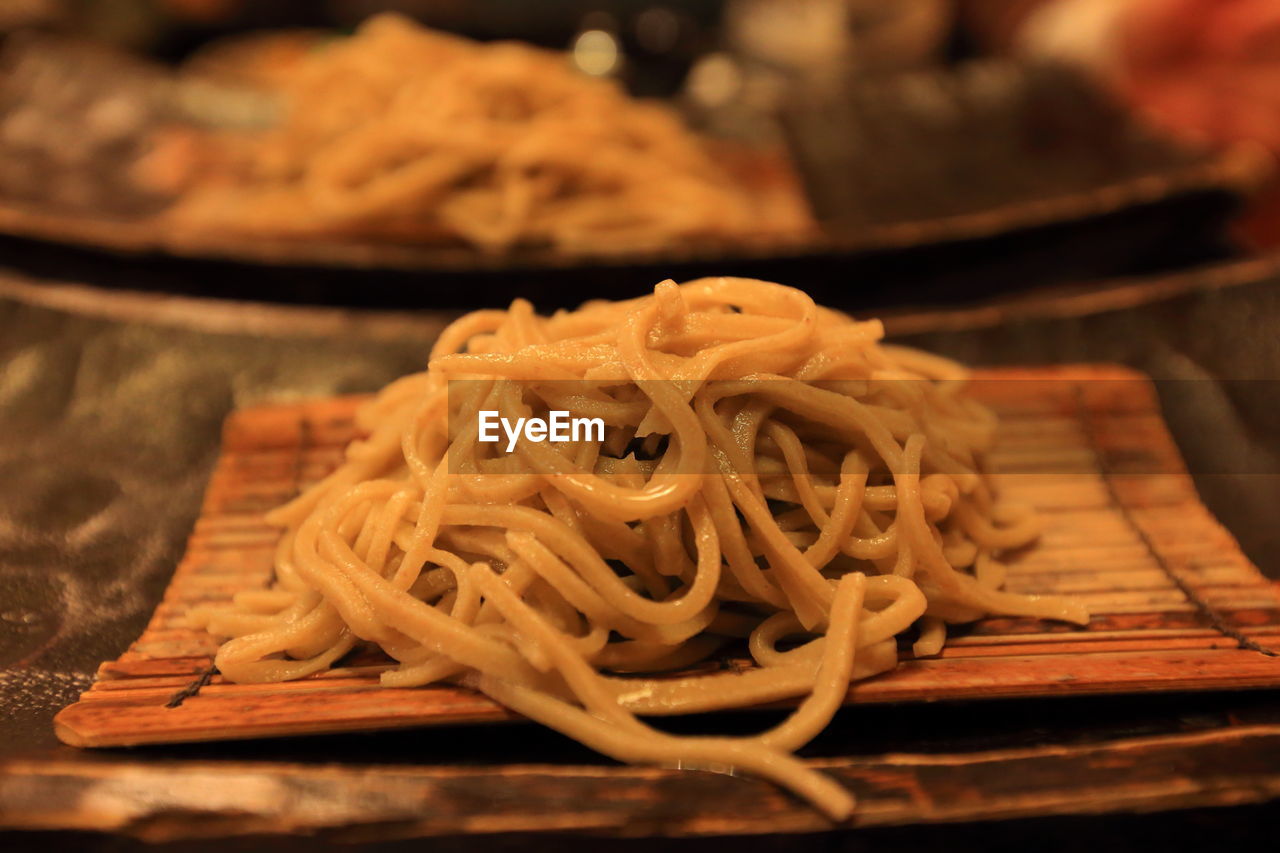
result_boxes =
[147,14,811,254]
[197,277,1087,819]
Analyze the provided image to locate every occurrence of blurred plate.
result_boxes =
[0,32,1269,309]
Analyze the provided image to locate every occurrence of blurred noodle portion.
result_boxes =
[138,13,813,254]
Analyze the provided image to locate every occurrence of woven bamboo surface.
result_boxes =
[54,365,1280,748]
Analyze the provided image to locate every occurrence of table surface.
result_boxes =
[1,257,1279,850]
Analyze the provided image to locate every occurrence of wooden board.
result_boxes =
[11,725,1280,839]
[54,365,1280,748]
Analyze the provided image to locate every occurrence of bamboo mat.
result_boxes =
[54,365,1280,748]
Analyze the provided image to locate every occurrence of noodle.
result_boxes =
[196,276,1088,820]
[145,14,811,254]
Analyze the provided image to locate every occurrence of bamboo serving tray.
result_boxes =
[54,365,1280,749]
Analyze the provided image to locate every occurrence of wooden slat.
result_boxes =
[55,365,1280,749]
[54,647,1280,749]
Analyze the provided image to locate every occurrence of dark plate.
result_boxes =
[1,256,1279,845]
[0,33,1269,308]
